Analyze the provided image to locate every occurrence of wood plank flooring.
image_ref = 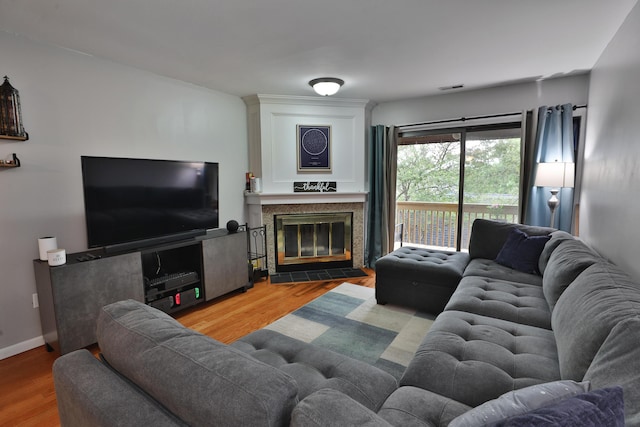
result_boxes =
[0,269,375,426]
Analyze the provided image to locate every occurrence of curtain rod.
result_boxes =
[545,104,588,111]
[397,104,587,129]
[397,111,522,129]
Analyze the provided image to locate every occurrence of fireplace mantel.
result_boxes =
[244,191,368,206]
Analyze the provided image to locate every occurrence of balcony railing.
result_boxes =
[396,201,519,250]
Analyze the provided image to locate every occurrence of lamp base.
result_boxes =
[547,189,560,228]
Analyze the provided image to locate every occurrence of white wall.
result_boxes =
[244,95,370,194]
[0,32,248,358]
[372,74,590,126]
[580,2,640,281]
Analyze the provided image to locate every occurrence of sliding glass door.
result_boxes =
[396,123,522,251]
[460,127,521,248]
[396,133,461,250]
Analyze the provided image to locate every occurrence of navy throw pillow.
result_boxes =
[491,386,624,427]
[495,228,550,275]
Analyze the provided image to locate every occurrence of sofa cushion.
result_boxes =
[448,380,590,427]
[463,259,543,287]
[231,329,397,412]
[377,386,471,427]
[492,387,624,427]
[538,230,575,274]
[552,262,640,381]
[96,299,299,427]
[542,239,602,311]
[400,310,560,407]
[291,389,393,427]
[375,246,469,284]
[468,219,554,261]
[584,316,640,425]
[375,247,470,314]
[445,276,551,329]
[495,228,550,275]
[53,349,186,427]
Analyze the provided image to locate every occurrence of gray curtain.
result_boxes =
[365,125,396,268]
[524,104,575,231]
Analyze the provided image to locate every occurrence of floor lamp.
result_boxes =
[534,162,575,228]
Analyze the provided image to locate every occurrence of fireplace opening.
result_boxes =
[275,212,353,272]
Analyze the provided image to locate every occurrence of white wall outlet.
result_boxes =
[32,293,39,309]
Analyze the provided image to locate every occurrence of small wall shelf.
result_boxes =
[0,153,20,169]
[0,133,28,141]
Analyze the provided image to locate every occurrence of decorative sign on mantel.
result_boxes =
[293,181,337,193]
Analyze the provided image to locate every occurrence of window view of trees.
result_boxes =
[396,137,520,205]
[396,141,460,203]
[395,127,521,250]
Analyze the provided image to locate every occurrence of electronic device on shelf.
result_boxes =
[80,156,219,253]
[147,271,199,289]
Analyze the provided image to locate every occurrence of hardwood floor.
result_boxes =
[0,269,375,426]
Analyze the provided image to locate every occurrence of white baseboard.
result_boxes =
[0,335,45,360]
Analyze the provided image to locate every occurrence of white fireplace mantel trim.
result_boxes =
[245,191,368,205]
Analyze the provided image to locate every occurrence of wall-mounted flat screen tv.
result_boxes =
[81,156,219,251]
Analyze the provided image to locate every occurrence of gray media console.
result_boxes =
[34,228,250,355]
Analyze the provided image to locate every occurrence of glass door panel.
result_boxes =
[460,128,521,249]
[396,133,461,250]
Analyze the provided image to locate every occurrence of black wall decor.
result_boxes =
[0,76,28,141]
[297,125,331,171]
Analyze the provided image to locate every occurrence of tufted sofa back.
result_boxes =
[468,219,555,261]
[97,299,299,427]
[541,238,602,310]
[551,261,640,423]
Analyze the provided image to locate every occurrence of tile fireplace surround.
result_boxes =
[245,192,366,275]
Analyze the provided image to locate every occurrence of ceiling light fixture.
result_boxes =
[309,77,344,96]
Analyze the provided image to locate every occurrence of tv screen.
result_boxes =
[81,156,219,249]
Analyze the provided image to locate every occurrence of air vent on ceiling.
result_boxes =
[438,84,465,91]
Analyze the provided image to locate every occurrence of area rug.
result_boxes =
[269,268,368,284]
[264,282,435,380]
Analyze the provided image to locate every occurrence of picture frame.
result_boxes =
[297,125,331,172]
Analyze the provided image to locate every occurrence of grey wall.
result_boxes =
[371,74,590,126]
[0,32,248,358]
[580,2,640,281]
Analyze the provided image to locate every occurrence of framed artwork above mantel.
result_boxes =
[297,124,331,172]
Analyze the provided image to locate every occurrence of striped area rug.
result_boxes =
[265,282,435,380]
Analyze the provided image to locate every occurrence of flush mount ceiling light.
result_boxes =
[309,77,344,96]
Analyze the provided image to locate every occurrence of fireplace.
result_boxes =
[275,212,353,272]
[245,195,366,275]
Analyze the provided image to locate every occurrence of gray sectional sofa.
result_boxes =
[53,299,397,426]
[53,219,640,426]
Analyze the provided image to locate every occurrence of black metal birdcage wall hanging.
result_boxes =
[0,76,29,141]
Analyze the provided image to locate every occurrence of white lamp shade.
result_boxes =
[312,82,340,96]
[535,162,575,188]
[309,78,344,96]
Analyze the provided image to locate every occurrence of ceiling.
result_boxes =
[0,0,637,103]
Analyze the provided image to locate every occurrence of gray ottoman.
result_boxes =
[375,247,470,314]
